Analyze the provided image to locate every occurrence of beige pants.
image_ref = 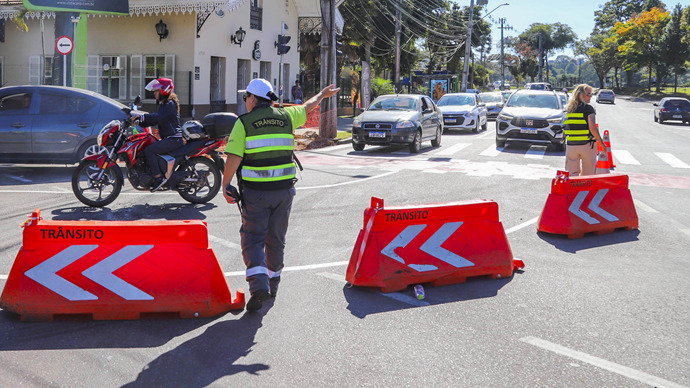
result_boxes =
[565,143,597,176]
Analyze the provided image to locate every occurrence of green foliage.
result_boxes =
[371,77,395,97]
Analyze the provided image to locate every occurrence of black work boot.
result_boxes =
[269,277,280,298]
[246,290,270,312]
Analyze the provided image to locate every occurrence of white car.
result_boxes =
[437,93,488,133]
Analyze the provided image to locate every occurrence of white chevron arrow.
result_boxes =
[569,190,619,225]
[25,245,99,301]
[381,222,473,272]
[24,245,154,301]
[82,245,154,300]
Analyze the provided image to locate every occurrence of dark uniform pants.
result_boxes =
[240,186,296,294]
[145,136,184,177]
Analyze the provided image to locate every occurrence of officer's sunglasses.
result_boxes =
[243,93,252,102]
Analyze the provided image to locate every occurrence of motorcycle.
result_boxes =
[71,105,238,208]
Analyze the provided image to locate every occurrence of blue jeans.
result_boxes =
[145,136,184,177]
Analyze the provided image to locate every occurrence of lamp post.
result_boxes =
[461,0,489,92]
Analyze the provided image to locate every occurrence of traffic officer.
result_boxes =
[222,78,339,312]
[563,84,607,176]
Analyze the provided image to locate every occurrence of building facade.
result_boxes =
[0,0,322,117]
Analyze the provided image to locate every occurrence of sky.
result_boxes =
[460,0,690,57]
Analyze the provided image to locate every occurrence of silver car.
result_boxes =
[479,92,506,120]
[0,85,133,164]
[437,93,488,133]
[352,94,443,153]
[495,89,565,150]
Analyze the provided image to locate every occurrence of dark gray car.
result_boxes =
[0,85,131,164]
[351,94,443,153]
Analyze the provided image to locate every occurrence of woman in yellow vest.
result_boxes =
[563,84,607,176]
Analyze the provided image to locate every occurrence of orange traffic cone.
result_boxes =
[596,142,610,174]
[603,130,616,168]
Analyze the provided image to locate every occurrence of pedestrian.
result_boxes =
[130,78,184,191]
[562,87,569,97]
[563,84,607,176]
[291,80,303,104]
[222,78,339,312]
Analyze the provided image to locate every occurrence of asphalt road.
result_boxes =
[0,96,688,387]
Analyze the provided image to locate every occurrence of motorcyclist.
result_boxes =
[131,78,184,191]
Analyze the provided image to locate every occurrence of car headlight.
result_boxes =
[463,112,475,117]
[353,120,361,128]
[396,120,415,128]
[498,113,513,121]
[547,116,563,124]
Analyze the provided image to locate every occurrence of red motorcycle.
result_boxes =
[71,109,237,207]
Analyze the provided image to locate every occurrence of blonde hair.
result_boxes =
[566,84,592,113]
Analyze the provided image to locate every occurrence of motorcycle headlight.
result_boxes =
[396,120,415,128]
[97,132,104,146]
[547,116,563,124]
[498,113,513,121]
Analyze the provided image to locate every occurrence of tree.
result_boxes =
[578,34,617,88]
[516,23,577,82]
[660,4,690,92]
[593,0,646,32]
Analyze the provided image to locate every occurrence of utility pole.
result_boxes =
[538,30,543,82]
[394,0,401,93]
[460,0,475,93]
[319,0,338,139]
[498,18,512,89]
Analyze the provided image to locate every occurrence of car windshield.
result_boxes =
[368,96,418,111]
[437,95,475,106]
[480,93,502,103]
[506,94,559,109]
[664,99,690,109]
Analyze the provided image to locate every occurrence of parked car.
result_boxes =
[654,97,690,124]
[596,89,615,104]
[466,89,482,94]
[0,85,139,164]
[479,92,506,120]
[556,92,568,112]
[500,90,514,101]
[495,89,565,150]
[437,93,488,133]
[524,82,553,91]
[351,94,443,153]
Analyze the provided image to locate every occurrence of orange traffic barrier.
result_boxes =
[603,130,616,168]
[596,142,611,174]
[0,209,244,321]
[537,171,638,239]
[346,197,524,293]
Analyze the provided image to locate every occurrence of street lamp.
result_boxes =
[484,3,508,18]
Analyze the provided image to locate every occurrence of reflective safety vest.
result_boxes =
[563,110,594,145]
[239,106,296,190]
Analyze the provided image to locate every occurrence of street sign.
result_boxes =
[56,35,73,56]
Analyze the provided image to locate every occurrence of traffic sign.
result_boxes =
[56,35,73,55]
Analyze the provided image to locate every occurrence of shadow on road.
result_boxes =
[537,228,641,253]
[342,274,520,319]
[50,202,217,221]
[122,310,269,388]
[0,165,74,186]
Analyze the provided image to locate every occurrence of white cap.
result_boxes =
[239,78,274,101]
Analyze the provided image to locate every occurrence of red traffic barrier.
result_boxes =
[0,209,244,321]
[346,197,524,293]
[537,171,638,239]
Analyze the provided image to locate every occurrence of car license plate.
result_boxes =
[445,119,456,123]
[520,128,538,134]
[368,131,386,138]
[673,115,682,118]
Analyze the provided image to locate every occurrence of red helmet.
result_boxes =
[145,78,174,96]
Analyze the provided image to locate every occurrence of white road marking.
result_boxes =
[422,170,447,174]
[297,170,398,190]
[611,150,640,165]
[477,128,496,139]
[317,272,430,307]
[433,142,471,156]
[0,275,8,280]
[505,217,538,234]
[524,146,547,159]
[0,190,177,195]
[655,152,690,169]
[680,229,690,237]
[633,199,658,213]
[317,143,354,152]
[208,235,241,251]
[520,336,689,388]
[479,145,503,157]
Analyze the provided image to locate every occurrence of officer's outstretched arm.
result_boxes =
[303,84,340,113]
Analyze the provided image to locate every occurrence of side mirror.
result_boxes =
[653,103,658,106]
[134,95,142,108]
[423,108,433,114]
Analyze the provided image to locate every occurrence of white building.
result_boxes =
[0,0,324,117]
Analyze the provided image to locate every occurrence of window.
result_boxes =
[140,54,175,100]
[29,56,54,85]
[250,0,263,30]
[0,93,32,114]
[39,92,96,115]
[100,56,127,99]
[260,61,271,81]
